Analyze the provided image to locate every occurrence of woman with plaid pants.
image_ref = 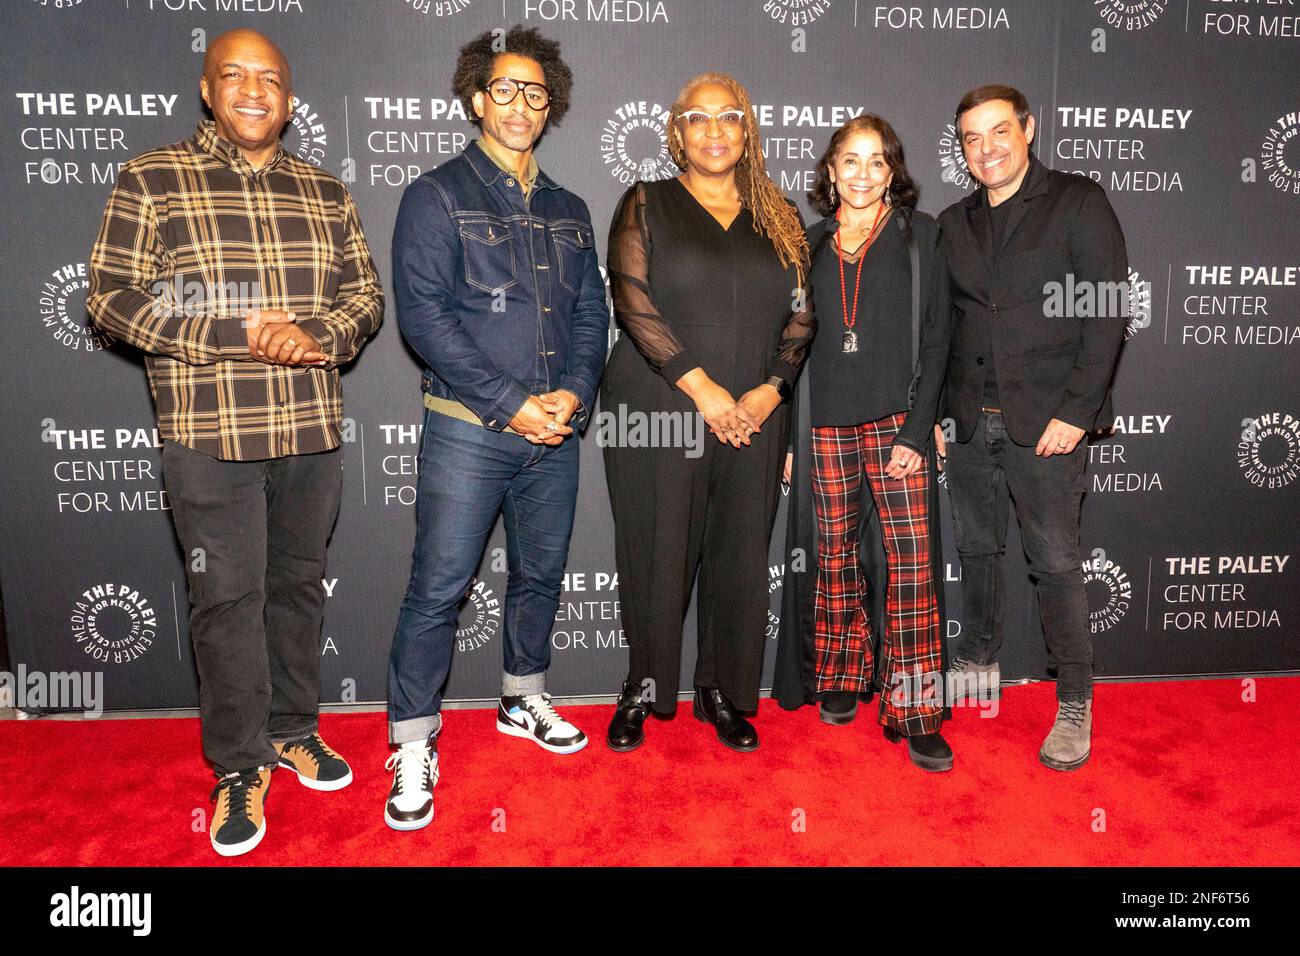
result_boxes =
[778,116,955,771]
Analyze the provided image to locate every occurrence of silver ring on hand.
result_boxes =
[545,421,558,433]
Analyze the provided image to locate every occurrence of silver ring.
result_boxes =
[1057,441,1067,449]
[545,421,558,433]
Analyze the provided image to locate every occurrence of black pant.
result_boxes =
[162,440,343,775]
[603,409,788,715]
[944,411,1093,701]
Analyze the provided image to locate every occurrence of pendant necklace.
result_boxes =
[836,198,886,354]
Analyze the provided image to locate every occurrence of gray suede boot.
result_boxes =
[1039,699,1092,771]
[945,657,1001,704]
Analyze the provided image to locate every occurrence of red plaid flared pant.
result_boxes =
[811,412,944,735]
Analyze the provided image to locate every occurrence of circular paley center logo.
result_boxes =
[399,0,473,16]
[600,102,679,185]
[938,122,973,191]
[286,95,328,168]
[39,262,111,352]
[762,0,833,25]
[1094,0,1169,31]
[1237,412,1300,489]
[1125,266,1152,339]
[1260,112,1300,196]
[1083,552,1132,634]
[70,583,156,665]
[456,577,500,652]
[766,564,784,638]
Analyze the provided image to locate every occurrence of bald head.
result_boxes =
[204,29,291,88]
[200,29,293,169]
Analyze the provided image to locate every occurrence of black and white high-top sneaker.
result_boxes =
[496,693,588,754]
[383,736,438,832]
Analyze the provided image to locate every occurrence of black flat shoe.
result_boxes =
[692,687,758,752]
[818,690,858,726]
[883,725,954,773]
[606,679,650,753]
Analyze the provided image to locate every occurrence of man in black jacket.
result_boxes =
[937,84,1128,771]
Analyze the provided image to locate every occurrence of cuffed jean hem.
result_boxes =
[213,758,279,778]
[1056,687,1094,703]
[268,722,319,743]
[502,670,546,697]
[389,713,443,745]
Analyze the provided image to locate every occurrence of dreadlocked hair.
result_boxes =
[667,72,809,284]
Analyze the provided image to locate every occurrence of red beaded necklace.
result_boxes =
[835,199,887,354]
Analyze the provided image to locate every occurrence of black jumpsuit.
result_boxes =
[601,177,814,714]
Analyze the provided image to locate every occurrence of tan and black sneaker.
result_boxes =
[209,766,272,858]
[275,732,353,791]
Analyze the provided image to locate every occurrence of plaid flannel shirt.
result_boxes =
[88,120,383,461]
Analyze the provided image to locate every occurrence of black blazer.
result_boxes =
[937,153,1128,445]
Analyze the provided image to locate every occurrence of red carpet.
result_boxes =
[2,677,1297,867]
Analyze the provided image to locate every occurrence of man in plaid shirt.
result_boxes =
[87,29,383,857]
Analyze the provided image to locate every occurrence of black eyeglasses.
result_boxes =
[484,76,551,110]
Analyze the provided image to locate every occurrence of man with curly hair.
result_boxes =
[382,26,607,831]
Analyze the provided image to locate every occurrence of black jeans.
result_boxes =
[162,440,343,775]
[945,412,1093,701]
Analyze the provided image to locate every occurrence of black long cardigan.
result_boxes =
[773,209,952,714]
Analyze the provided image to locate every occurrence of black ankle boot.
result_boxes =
[883,725,954,772]
[606,679,650,753]
[819,690,858,725]
[692,687,758,752]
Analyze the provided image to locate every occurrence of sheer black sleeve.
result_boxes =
[766,205,818,387]
[607,182,700,387]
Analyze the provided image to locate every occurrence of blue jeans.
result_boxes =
[945,411,1093,701]
[387,408,579,744]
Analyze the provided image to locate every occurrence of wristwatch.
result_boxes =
[765,375,792,403]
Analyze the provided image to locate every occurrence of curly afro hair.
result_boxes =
[452,25,573,128]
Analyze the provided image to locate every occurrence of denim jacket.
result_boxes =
[391,140,609,431]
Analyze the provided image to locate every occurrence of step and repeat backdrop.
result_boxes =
[2,0,1297,711]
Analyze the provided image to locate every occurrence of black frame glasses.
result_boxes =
[483,76,551,110]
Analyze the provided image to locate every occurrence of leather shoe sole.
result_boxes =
[818,701,857,726]
[884,725,954,773]
[606,731,644,753]
[1039,748,1090,772]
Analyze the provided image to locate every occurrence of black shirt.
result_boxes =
[807,212,912,427]
[981,183,1021,406]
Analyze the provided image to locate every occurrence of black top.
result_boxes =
[980,183,1021,407]
[807,212,912,427]
[801,210,951,454]
[605,177,814,400]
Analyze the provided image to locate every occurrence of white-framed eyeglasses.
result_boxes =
[678,109,746,129]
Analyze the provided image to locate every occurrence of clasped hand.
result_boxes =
[509,390,580,445]
[697,382,781,449]
[245,309,328,367]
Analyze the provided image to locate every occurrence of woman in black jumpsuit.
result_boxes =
[601,72,813,752]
